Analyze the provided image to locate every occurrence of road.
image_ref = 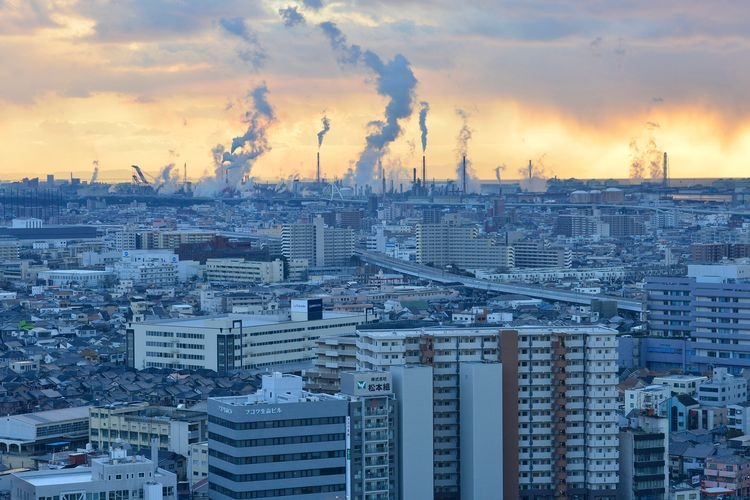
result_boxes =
[355,249,644,313]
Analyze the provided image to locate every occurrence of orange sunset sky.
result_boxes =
[1,0,750,184]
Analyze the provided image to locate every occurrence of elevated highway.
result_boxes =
[355,249,644,314]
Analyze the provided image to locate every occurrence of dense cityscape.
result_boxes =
[3,1,750,499]
[0,172,747,499]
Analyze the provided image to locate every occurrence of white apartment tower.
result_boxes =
[356,325,619,500]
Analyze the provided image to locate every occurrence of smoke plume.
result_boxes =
[90,160,99,184]
[454,109,478,193]
[494,164,506,183]
[419,101,429,152]
[629,121,663,181]
[279,6,305,27]
[156,163,181,194]
[317,115,330,149]
[320,21,417,186]
[196,84,275,196]
[219,17,266,69]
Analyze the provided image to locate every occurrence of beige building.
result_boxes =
[89,402,206,457]
[416,223,514,270]
[205,258,284,284]
[282,215,354,268]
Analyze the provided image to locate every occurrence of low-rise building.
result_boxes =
[89,402,207,457]
[703,454,750,497]
[0,406,90,454]
[652,375,708,396]
[696,368,747,407]
[205,258,285,284]
[10,443,177,499]
[625,385,671,414]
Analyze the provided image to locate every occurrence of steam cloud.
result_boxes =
[196,84,275,196]
[156,163,182,194]
[90,160,99,184]
[317,115,330,149]
[320,21,417,187]
[455,109,478,193]
[279,6,305,27]
[219,17,266,69]
[494,164,506,183]
[629,121,663,181]
[518,155,548,192]
[419,101,429,152]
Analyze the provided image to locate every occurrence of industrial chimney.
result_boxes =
[422,155,426,195]
[662,152,668,187]
[316,151,321,184]
[462,155,467,195]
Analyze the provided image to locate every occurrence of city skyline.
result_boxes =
[2,1,750,184]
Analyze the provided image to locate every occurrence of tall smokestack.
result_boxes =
[316,152,320,184]
[663,151,668,187]
[413,167,417,185]
[462,155,467,195]
[528,160,532,181]
[422,155,426,194]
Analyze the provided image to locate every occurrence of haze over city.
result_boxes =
[2,1,750,184]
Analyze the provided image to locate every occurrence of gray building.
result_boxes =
[10,444,177,500]
[646,263,750,373]
[208,371,398,500]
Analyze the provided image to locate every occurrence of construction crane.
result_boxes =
[131,164,150,185]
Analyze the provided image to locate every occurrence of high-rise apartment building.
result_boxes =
[513,241,573,268]
[282,215,354,267]
[415,223,514,269]
[207,371,398,500]
[356,325,619,499]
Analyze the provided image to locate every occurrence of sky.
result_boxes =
[1,0,750,185]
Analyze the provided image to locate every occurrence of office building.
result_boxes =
[415,223,514,269]
[207,371,397,500]
[646,263,750,372]
[356,325,619,500]
[10,444,177,499]
[127,307,370,372]
[89,402,207,457]
[38,269,115,287]
[205,258,285,284]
